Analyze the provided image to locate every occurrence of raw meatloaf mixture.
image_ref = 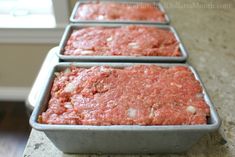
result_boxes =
[75,2,165,22]
[39,65,210,125]
[64,26,180,56]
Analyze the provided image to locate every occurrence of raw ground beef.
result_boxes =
[64,26,180,57]
[39,65,210,125]
[75,2,165,22]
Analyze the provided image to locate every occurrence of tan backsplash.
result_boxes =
[0,44,56,87]
[69,0,77,13]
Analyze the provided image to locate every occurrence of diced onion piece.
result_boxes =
[100,66,111,73]
[80,50,94,55]
[170,82,182,88]
[98,15,104,20]
[149,107,155,117]
[64,68,71,74]
[106,37,113,42]
[64,102,73,109]
[64,82,76,93]
[54,72,60,77]
[128,42,140,49]
[186,106,196,114]
[196,93,204,98]
[74,48,82,54]
[128,108,137,118]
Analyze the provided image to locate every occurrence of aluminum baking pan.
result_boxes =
[30,62,221,154]
[25,47,60,113]
[58,23,188,63]
[70,0,170,25]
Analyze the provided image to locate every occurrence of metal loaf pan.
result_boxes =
[58,23,188,63]
[30,63,221,154]
[70,0,170,25]
[26,47,60,113]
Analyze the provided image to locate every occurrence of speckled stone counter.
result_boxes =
[23,0,235,156]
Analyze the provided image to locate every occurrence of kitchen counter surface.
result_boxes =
[23,0,235,156]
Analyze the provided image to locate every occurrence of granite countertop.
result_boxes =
[23,0,235,156]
